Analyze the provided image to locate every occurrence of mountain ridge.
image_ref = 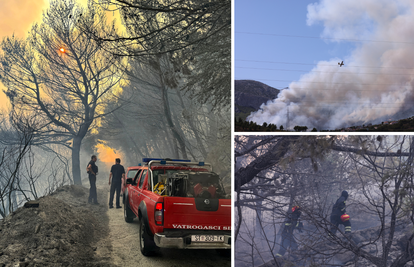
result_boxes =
[235,80,280,120]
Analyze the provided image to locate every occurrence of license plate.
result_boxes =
[191,235,224,242]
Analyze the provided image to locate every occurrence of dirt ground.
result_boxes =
[0,181,231,267]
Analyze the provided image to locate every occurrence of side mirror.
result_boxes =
[126,178,133,184]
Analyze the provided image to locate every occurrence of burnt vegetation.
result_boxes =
[235,135,414,267]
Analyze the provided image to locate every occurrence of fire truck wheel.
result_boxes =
[139,218,156,256]
[124,200,134,223]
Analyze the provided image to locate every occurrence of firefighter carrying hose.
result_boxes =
[330,190,351,235]
[276,205,303,258]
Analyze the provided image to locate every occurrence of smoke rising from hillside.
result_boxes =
[248,0,414,130]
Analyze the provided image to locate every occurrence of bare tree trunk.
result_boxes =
[174,88,208,159]
[254,188,263,236]
[171,137,180,159]
[161,127,177,158]
[161,83,188,159]
[72,137,82,185]
[11,190,18,212]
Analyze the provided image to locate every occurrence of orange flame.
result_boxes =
[95,142,124,166]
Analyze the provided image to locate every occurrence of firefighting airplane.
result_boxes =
[338,61,344,67]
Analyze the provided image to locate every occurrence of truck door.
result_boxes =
[136,169,148,213]
[123,169,139,194]
[129,170,142,214]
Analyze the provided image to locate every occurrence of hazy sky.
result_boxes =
[235,0,355,89]
[0,0,47,108]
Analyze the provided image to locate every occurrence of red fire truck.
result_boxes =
[123,158,231,256]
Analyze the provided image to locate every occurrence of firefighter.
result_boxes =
[108,158,125,209]
[86,155,99,204]
[330,190,351,235]
[276,205,303,258]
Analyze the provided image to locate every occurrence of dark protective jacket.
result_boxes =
[110,164,125,182]
[281,210,303,237]
[331,191,348,217]
[87,160,98,175]
[277,209,303,257]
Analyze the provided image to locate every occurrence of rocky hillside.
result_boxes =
[235,80,280,120]
[0,185,111,267]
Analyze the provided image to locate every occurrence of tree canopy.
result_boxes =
[87,0,231,109]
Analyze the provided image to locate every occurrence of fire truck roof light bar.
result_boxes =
[142,158,191,163]
[148,160,211,169]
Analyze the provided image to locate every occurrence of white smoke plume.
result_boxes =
[247,0,414,130]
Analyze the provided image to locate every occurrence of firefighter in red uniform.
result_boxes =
[276,206,303,258]
[330,190,351,235]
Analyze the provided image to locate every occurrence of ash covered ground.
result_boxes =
[0,185,111,267]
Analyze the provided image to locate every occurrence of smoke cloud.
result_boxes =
[247,0,414,130]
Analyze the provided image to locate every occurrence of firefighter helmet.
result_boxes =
[341,214,350,222]
[292,206,300,212]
